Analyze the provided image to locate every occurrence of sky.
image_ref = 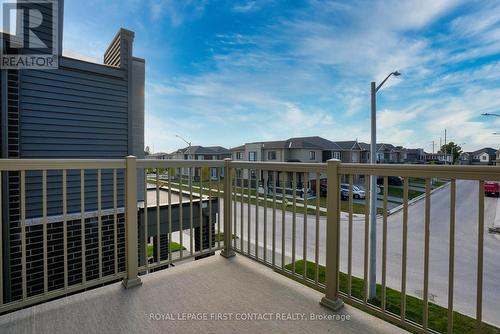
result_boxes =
[19,1,500,152]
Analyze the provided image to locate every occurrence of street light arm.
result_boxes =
[175,134,191,147]
[376,71,400,92]
[482,113,500,117]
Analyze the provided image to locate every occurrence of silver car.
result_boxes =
[340,184,365,199]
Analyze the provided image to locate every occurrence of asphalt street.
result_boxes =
[174,180,500,326]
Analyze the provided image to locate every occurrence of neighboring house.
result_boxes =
[146,152,171,160]
[231,136,330,188]
[325,141,368,163]
[170,146,231,180]
[403,148,426,164]
[1,8,144,301]
[460,148,497,165]
[425,152,453,164]
[357,142,405,163]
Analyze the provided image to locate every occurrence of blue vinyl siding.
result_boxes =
[20,62,128,218]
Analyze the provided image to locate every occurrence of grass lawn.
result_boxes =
[151,179,384,216]
[147,242,186,257]
[387,186,423,200]
[214,232,238,242]
[283,260,499,334]
[409,177,448,188]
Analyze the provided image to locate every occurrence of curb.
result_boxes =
[387,181,450,215]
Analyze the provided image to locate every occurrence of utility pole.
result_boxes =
[444,129,447,154]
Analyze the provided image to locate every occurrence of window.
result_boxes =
[333,152,341,160]
[236,152,243,160]
[352,152,359,163]
[250,170,256,179]
[249,151,257,161]
[267,151,277,160]
[197,155,204,160]
[309,151,316,160]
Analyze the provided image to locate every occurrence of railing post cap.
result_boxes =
[126,155,137,159]
[224,158,232,161]
[327,159,340,163]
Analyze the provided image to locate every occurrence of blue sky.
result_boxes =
[59,1,500,152]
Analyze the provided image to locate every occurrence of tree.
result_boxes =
[440,142,462,164]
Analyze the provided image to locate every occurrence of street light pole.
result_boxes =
[369,71,400,300]
[176,134,192,187]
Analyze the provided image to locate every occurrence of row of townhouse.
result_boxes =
[146,146,231,180]
[229,136,426,190]
[230,136,426,165]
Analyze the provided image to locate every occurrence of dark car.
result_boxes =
[377,176,403,186]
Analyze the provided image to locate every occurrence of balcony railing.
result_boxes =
[0,157,499,334]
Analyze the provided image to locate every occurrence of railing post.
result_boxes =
[221,158,236,258]
[122,155,142,288]
[320,159,344,310]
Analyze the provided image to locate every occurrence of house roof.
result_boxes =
[172,146,230,155]
[230,145,245,151]
[471,147,497,156]
[147,152,170,157]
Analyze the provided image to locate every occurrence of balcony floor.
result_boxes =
[0,254,406,334]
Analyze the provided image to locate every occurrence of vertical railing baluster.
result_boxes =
[423,178,431,330]
[264,170,268,263]
[113,169,118,274]
[401,176,409,319]
[273,171,277,268]
[382,176,388,311]
[63,170,68,289]
[292,172,297,273]
[199,169,203,255]
[80,170,86,284]
[315,172,320,285]
[337,174,341,293]
[217,167,221,249]
[348,174,353,298]
[255,169,259,260]
[281,177,285,269]
[477,180,484,332]
[247,169,251,255]
[156,169,160,265]
[447,179,456,333]
[189,167,194,255]
[168,169,172,262]
[21,170,26,300]
[179,168,184,259]
[232,168,236,250]
[363,175,370,304]
[303,172,308,280]
[143,170,148,271]
[240,169,244,252]
[98,169,102,279]
[42,170,48,294]
[0,173,2,305]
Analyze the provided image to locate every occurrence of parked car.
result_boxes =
[484,181,500,197]
[340,183,366,200]
[377,176,403,186]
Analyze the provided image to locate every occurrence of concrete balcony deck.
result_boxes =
[0,254,406,334]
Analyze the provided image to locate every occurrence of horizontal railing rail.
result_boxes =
[340,162,500,180]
